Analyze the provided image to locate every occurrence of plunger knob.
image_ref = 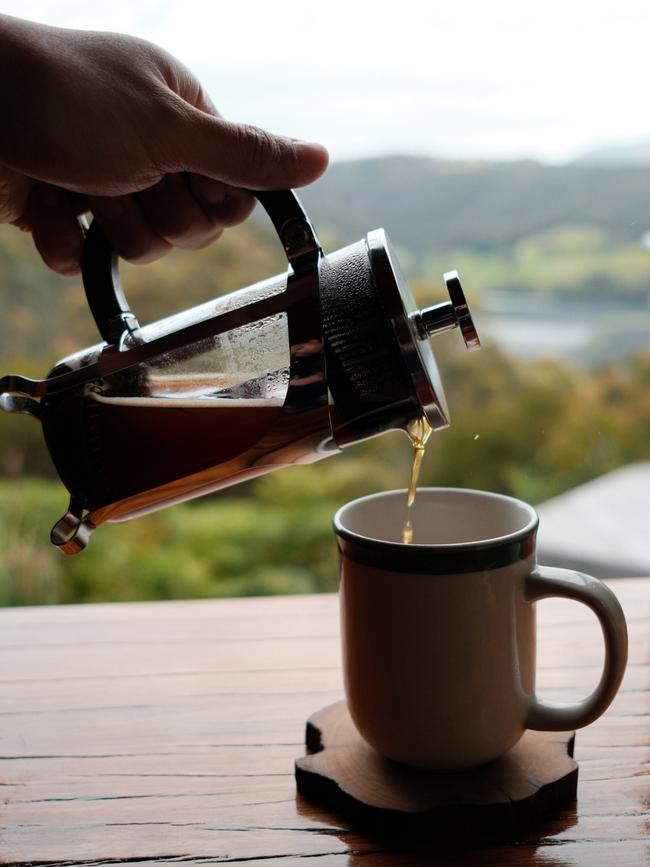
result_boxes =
[416,271,480,351]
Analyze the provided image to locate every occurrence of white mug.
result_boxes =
[334,488,628,772]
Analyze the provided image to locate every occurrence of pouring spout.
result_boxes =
[0,374,43,418]
[0,392,41,419]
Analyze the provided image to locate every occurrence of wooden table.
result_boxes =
[1,579,648,866]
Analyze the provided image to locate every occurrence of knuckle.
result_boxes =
[121,246,166,265]
[175,226,223,251]
[213,191,256,228]
[145,210,188,245]
[238,124,294,175]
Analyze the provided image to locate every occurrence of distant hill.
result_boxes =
[2,153,650,373]
[299,155,650,254]
[573,142,650,166]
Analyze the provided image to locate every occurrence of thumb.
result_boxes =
[176,113,329,190]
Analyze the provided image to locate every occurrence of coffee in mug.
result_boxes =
[334,488,628,771]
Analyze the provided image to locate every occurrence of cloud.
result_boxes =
[6,1,650,162]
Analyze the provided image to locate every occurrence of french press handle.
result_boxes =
[81,189,323,345]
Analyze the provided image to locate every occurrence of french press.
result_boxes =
[0,190,479,554]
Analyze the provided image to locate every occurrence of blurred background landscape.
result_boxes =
[2,2,650,605]
[2,151,650,605]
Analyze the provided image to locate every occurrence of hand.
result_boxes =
[0,15,329,275]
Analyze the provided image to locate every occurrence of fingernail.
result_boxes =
[294,141,330,173]
[58,259,81,277]
[294,141,329,157]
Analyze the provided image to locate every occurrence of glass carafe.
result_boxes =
[0,190,479,553]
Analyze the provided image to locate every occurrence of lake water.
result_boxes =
[480,293,650,365]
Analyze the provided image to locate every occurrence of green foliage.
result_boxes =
[438,225,650,299]
[0,479,339,606]
[424,346,650,502]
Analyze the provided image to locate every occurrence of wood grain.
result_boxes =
[0,580,648,866]
[296,701,578,832]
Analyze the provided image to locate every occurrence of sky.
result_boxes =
[4,0,650,164]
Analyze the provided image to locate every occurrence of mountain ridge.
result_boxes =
[298,154,650,254]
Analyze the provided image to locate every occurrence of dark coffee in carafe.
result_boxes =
[42,390,285,515]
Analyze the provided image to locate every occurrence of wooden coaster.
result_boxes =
[295,701,577,834]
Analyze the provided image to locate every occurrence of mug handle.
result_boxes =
[525,566,628,731]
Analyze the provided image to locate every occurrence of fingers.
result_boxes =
[175,110,329,191]
[136,173,254,250]
[186,176,255,228]
[27,184,84,275]
[25,174,257,276]
[91,174,255,261]
[88,194,172,265]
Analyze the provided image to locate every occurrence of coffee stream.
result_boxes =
[402,415,433,544]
